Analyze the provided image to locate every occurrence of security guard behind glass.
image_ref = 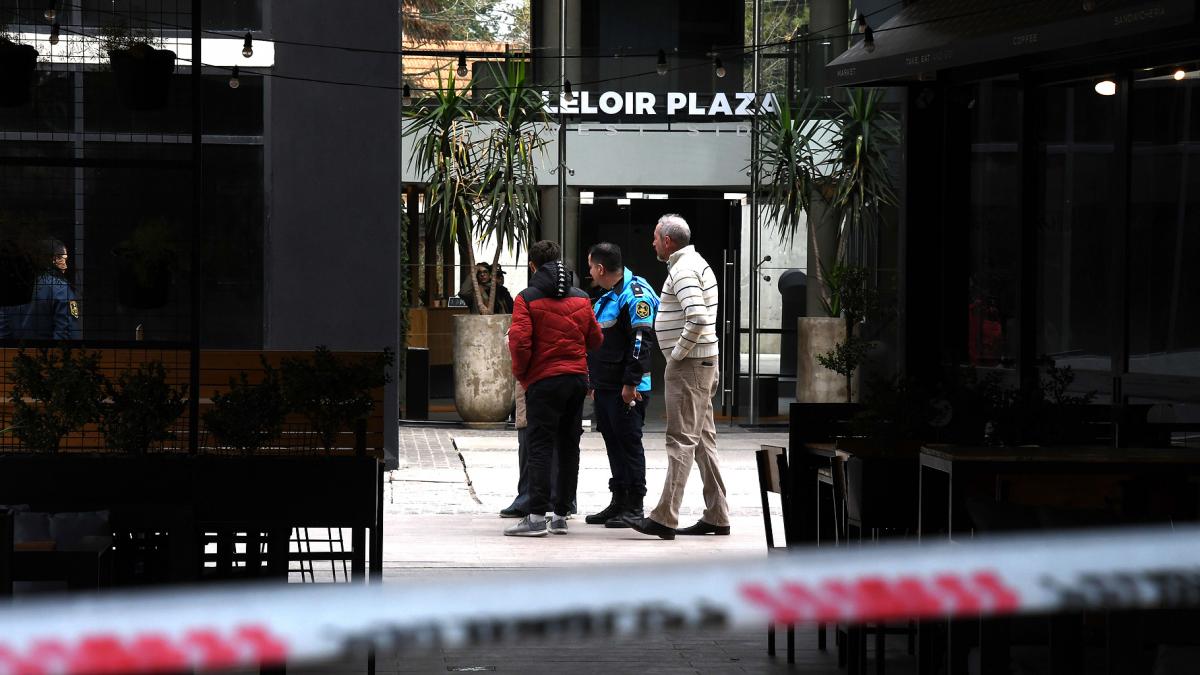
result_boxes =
[14,239,81,340]
[584,242,660,528]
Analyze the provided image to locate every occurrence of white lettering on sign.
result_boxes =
[599,92,623,114]
[536,91,777,117]
[666,92,688,115]
[708,93,733,116]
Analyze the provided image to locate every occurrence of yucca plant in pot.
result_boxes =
[0,27,38,108]
[754,88,898,402]
[404,62,550,423]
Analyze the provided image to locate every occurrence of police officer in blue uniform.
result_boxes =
[584,242,660,528]
[12,240,80,340]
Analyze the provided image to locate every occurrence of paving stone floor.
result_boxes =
[274,424,923,674]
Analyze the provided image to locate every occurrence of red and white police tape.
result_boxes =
[2,524,1199,674]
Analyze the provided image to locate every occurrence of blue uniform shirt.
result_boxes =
[13,273,80,340]
[589,268,660,392]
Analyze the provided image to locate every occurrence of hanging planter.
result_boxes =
[113,220,178,309]
[109,43,176,111]
[114,250,172,309]
[0,37,38,108]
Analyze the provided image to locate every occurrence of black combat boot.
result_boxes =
[585,488,625,524]
[605,490,643,528]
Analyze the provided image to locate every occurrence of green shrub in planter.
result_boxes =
[100,361,187,454]
[282,346,394,451]
[203,360,286,455]
[8,347,106,452]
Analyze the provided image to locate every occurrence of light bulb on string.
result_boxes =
[863,26,875,53]
[856,13,868,33]
[656,49,668,76]
[1094,78,1116,96]
[49,22,60,45]
[1173,67,1187,81]
[229,65,241,89]
[456,52,469,77]
[242,32,254,58]
[44,1,56,21]
[402,84,412,105]
[713,56,726,78]
[563,79,575,101]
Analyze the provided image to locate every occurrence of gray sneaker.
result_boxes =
[504,514,548,537]
[547,514,568,535]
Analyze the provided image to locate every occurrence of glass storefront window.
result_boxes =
[1038,81,1116,372]
[967,78,1020,367]
[1129,70,1200,377]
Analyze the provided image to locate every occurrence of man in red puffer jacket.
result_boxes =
[505,240,603,537]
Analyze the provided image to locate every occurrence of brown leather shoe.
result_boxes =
[623,515,675,540]
[675,520,730,536]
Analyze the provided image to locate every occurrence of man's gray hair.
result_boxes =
[657,214,691,246]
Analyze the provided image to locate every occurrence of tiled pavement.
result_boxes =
[276,424,915,674]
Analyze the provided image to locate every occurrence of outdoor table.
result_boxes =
[785,442,845,547]
[916,444,1200,674]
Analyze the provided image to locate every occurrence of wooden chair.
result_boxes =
[757,445,795,664]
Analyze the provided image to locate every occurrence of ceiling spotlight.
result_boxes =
[1094,78,1116,96]
[863,26,875,53]
[1173,67,1187,81]
[44,1,56,21]
[229,66,241,89]
[456,52,469,78]
[713,56,726,78]
[242,32,254,58]
[656,49,668,76]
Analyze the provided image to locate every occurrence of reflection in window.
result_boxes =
[1129,72,1200,376]
[1038,82,1116,372]
[967,79,1019,367]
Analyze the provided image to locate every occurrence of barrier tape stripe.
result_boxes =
[2,525,1199,674]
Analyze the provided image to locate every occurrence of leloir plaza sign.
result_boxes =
[541,90,780,116]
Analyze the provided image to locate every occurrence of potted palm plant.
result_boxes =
[100,22,176,111]
[754,89,898,402]
[0,28,38,108]
[404,62,550,423]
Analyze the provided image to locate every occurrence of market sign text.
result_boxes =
[542,91,780,117]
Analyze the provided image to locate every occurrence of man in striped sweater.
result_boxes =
[625,214,731,540]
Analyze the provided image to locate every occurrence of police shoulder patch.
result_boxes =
[69,300,80,319]
[634,300,651,319]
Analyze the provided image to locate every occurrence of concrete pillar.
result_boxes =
[807,0,849,99]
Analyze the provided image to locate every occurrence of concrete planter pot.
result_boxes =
[796,317,851,403]
[453,314,515,423]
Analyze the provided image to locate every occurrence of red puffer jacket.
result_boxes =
[509,261,603,388]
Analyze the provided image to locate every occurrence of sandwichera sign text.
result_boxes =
[542,91,780,117]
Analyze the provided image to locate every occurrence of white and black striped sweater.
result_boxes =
[654,245,720,362]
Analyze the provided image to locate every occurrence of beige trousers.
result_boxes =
[648,356,730,528]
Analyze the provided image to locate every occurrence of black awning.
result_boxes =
[827,0,1196,86]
